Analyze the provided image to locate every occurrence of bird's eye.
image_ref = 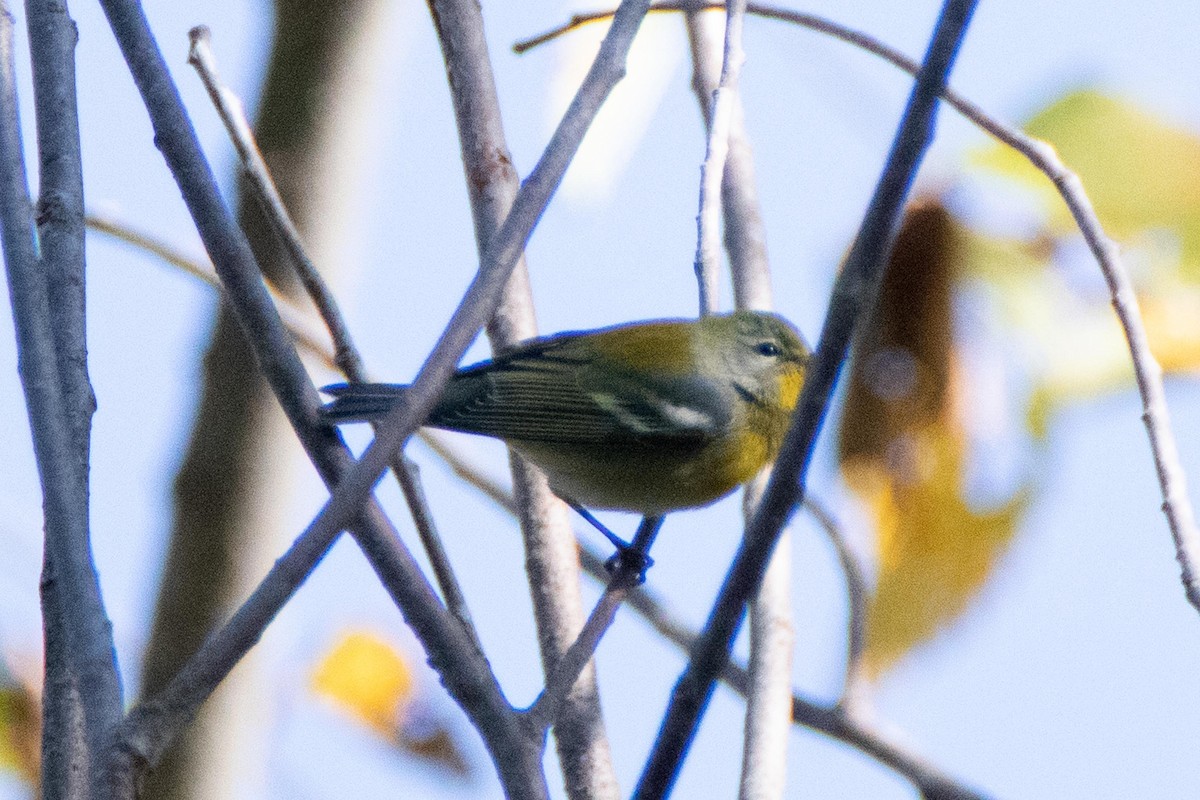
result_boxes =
[756,341,781,357]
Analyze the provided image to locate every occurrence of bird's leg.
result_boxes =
[567,501,631,550]
[565,502,662,580]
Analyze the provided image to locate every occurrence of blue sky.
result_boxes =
[2,1,1200,798]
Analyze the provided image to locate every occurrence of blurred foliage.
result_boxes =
[840,203,1031,676]
[0,663,39,788]
[972,89,1200,275]
[310,630,470,777]
[311,631,416,736]
[844,89,1200,675]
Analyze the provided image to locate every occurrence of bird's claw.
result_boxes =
[604,544,654,583]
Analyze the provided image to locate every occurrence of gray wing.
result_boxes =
[431,344,731,448]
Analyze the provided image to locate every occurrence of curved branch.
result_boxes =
[515,0,1200,615]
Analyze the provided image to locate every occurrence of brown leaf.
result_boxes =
[839,200,1029,676]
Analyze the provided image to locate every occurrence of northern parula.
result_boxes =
[321,310,809,516]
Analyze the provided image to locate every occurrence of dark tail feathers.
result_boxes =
[319,383,409,422]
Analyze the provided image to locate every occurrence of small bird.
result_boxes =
[321,310,809,518]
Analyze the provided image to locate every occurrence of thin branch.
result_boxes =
[514,2,927,56]
[525,516,664,733]
[523,573,634,733]
[424,0,620,794]
[8,2,123,796]
[634,2,979,795]
[801,496,867,693]
[184,27,480,644]
[86,213,334,358]
[683,7,772,306]
[692,0,746,316]
[95,2,543,797]
[186,25,365,382]
[393,457,481,641]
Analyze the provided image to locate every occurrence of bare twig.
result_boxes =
[692,0,747,317]
[523,582,630,732]
[684,8,772,303]
[801,497,867,692]
[186,26,365,382]
[393,457,480,640]
[184,27,480,643]
[424,0,619,794]
[515,2,938,56]
[635,2,979,795]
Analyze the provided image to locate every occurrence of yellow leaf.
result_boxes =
[851,425,1028,677]
[0,679,39,785]
[971,89,1200,275]
[311,631,473,776]
[311,631,415,737]
[1140,282,1200,374]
